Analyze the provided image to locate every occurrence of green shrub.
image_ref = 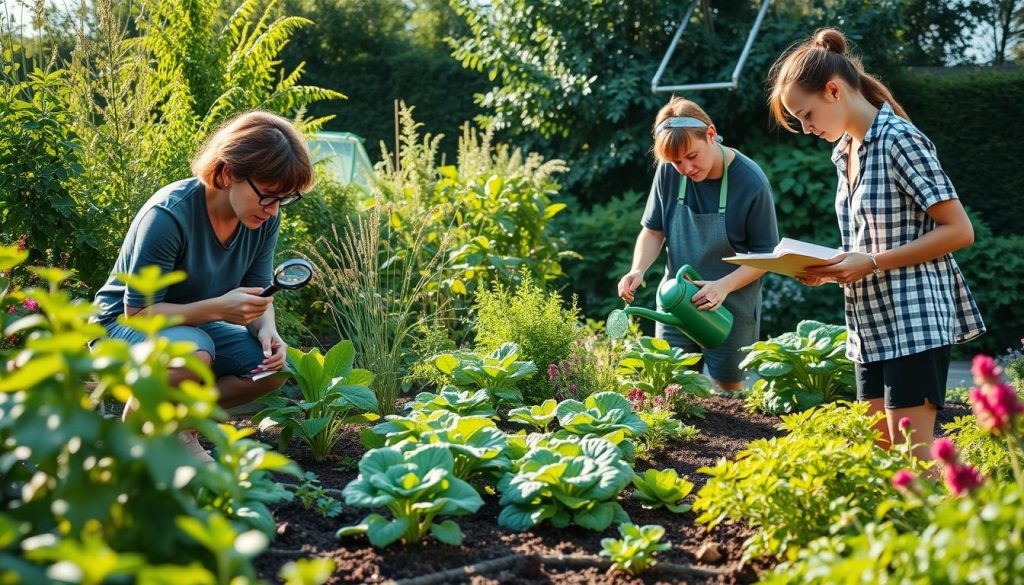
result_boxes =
[377,104,576,344]
[693,402,912,561]
[763,481,1024,585]
[945,404,1024,483]
[473,277,589,404]
[557,192,660,322]
[0,253,299,581]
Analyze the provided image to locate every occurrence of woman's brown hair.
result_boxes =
[767,28,908,132]
[652,97,716,163]
[192,111,315,195]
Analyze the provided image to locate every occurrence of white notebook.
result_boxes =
[723,238,841,277]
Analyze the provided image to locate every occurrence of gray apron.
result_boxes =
[655,146,762,382]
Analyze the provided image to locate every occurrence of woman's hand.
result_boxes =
[617,270,645,303]
[691,279,730,311]
[803,252,875,285]
[795,274,832,287]
[216,287,273,325]
[252,327,287,375]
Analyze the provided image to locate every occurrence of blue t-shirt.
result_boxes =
[641,149,779,254]
[92,178,279,325]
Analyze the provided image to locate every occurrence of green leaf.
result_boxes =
[429,520,464,546]
[366,514,409,547]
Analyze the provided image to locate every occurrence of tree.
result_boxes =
[448,0,960,200]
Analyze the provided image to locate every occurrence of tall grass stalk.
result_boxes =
[306,205,454,415]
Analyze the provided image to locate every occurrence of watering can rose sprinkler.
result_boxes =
[607,265,733,349]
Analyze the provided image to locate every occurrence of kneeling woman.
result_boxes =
[618,97,779,392]
[91,111,314,460]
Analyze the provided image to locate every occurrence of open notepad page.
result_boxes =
[738,238,841,260]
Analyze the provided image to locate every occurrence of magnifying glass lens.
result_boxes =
[278,265,312,285]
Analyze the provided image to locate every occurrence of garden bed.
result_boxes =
[244,396,970,584]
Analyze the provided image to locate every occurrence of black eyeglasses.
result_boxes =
[245,177,303,208]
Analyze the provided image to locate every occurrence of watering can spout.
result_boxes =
[623,306,684,329]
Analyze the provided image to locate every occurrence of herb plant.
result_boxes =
[599,523,671,576]
[253,341,379,462]
[632,468,694,513]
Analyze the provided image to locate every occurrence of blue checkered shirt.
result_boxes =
[832,103,985,363]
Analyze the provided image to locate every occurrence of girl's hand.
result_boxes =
[617,270,645,303]
[252,327,287,375]
[803,252,875,285]
[795,274,831,287]
[691,279,730,311]
[217,287,273,325]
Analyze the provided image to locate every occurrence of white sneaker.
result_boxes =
[178,429,215,463]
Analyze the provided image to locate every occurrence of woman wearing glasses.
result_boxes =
[91,111,313,460]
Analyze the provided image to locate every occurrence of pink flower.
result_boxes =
[971,355,1002,385]
[932,438,957,464]
[652,395,666,408]
[945,462,984,496]
[898,417,912,432]
[547,363,559,382]
[664,385,679,398]
[5,306,15,314]
[891,470,916,491]
[969,383,1024,435]
[21,298,39,312]
[569,384,577,395]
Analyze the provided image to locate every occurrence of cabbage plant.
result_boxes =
[498,436,632,531]
[740,320,855,415]
[337,444,483,547]
[600,523,671,575]
[431,342,537,405]
[411,386,497,418]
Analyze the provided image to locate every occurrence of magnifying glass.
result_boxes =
[259,258,314,297]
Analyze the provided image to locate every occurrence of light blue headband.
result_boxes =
[654,116,724,143]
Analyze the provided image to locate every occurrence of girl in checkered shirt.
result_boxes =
[767,28,985,461]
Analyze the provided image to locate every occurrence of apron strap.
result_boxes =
[677,145,730,214]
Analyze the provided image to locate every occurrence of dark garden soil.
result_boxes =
[240,396,971,584]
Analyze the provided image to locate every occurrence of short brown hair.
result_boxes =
[767,28,908,132]
[191,111,315,194]
[651,97,715,163]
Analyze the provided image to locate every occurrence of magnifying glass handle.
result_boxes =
[258,284,280,297]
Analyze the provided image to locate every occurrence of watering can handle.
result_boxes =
[676,264,702,284]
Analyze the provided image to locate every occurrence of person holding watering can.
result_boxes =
[91,111,314,461]
[618,97,780,393]
[767,28,984,460]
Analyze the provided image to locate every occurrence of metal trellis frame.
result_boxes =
[651,0,772,93]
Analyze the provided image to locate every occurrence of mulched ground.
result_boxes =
[241,395,970,584]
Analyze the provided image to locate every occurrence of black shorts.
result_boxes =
[855,345,951,410]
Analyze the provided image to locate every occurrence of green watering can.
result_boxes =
[607,264,733,349]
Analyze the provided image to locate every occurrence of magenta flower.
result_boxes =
[652,395,666,408]
[547,363,559,382]
[891,470,916,491]
[932,438,957,464]
[898,417,912,433]
[569,384,577,395]
[21,298,39,312]
[969,383,1024,435]
[664,384,679,398]
[945,462,984,496]
[971,355,1002,385]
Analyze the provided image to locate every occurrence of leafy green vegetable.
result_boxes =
[599,523,671,575]
[631,468,694,513]
[432,342,537,405]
